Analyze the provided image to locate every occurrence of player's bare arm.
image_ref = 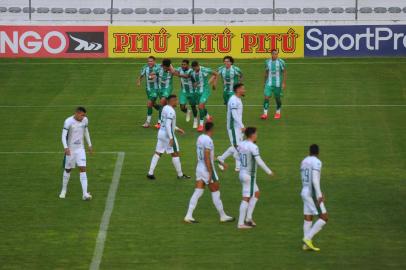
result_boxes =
[175,126,185,135]
[209,71,218,90]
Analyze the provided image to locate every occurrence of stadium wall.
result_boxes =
[0,25,406,58]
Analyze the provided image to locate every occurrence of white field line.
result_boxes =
[89,151,125,270]
[0,151,120,154]
[0,104,405,108]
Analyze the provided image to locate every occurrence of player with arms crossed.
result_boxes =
[216,56,243,105]
[237,127,273,229]
[137,56,161,128]
[300,144,328,251]
[184,122,234,224]
[190,61,218,132]
[59,107,93,200]
[175,59,199,128]
[261,49,287,120]
[156,58,176,129]
[217,83,245,172]
[147,95,190,180]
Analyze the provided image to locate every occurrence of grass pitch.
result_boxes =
[0,58,405,270]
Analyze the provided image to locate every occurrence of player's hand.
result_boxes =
[317,194,325,204]
[169,139,174,146]
[222,162,228,170]
[88,146,93,155]
[241,127,246,133]
[282,81,286,90]
[136,79,141,87]
[269,171,274,177]
[177,128,185,135]
[64,148,71,156]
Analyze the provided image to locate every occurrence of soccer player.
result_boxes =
[184,122,234,223]
[261,49,287,120]
[190,60,218,132]
[217,83,245,172]
[237,127,273,229]
[156,58,176,129]
[217,56,243,105]
[137,56,161,128]
[175,59,199,128]
[147,95,190,180]
[59,107,93,200]
[300,144,328,251]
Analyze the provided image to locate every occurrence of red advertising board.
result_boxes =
[0,25,108,58]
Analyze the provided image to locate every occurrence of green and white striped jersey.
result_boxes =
[217,65,242,93]
[191,66,213,94]
[265,58,286,88]
[176,67,194,94]
[157,66,174,90]
[140,64,159,91]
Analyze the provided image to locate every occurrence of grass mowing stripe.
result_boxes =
[89,152,125,270]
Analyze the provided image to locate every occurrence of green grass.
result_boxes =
[0,58,405,270]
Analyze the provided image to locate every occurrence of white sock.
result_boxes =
[263,109,268,115]
[148,154,160,175]
[146,115,152,123]
[172,156,183,177]
[206,113,210,119]
[186,188,204,218]
[199,119,204,125]
[276,109,281,114]
[219,146,235,162]
[303,220,313,238]
[211,191,226,218]
[246,197,258,221]
[238,201,249,226]
[61,171,71,193]
[306,219,326,240]
[79,172,88,196]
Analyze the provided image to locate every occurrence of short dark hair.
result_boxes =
[191,60,199,67]
[271,49,278,54]
[162,58,171,67]
[182,59,189,65]
[223,55,234,64]
[233,83,244,92]
[167,94,177,101]
[244,127,257,138]
[205,122,214,132]
[309,144,319,156]
[148,55,156,61]
[76,106,86,113]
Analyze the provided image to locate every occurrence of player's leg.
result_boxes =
[232,128,243,172]
[208,180,234,222]
[238,174,254,229]
[170,138,190,179]
[184,180,205,223]
[189,95,198,128]
[179,92,188,115]
[246,189,259,226]
[59,153,73,198]
[217,129,238,169]
[273,87,282,119]
[143,98,154,128]
[261,85,272,119]
[76,149,91,200]
[302,196,326,251]
[306,202,328,242]
[197,102,207,132]
[147,136,166,179]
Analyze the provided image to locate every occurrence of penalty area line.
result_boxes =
[89,151,125,270]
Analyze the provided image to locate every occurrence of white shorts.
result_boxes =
[228,128,243,147]
[155,133,180,154]
[239,173,259,198]
[302,195,327,215]
[195,165,219,185]
[64,148,86,169]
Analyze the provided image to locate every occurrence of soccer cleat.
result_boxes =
[302,244,311,251]
[220,215,235,223]
[154,123,161,129]
[235,167,240,172]
[206,115,213,123]
[245,219,256,227]
[197,125,204,132]
[274,112,281,119]
[216,157,225,171]
[193,118,198,129]
[186,110,192,122]
[302,238,320,251]
[82,193,92,201]
[177,174,191,180]
[184,217,199,224]
[238,224,253,229]
[260,114,268,120]
[142,122,150,128]
[59,190,66,199]
[147,174,156,180]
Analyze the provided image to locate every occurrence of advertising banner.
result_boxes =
[108,26,304,58]
[0,26,108,58]
[305,25,406,57]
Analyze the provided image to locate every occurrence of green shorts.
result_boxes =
[160,87,173,99]
[196,90,211,104]
[146,89,159,101]
[223,91,234,105]
[264,85,283,98]
[179,92,197,106]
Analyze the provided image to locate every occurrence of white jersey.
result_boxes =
[300,156,322,195]
[196,134,218,182]
[238,140,260,176]
[62,116,90,150]
[159,105,176,139]
[226,95,244,130]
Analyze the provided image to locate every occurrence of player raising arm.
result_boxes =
[59,107,93,201]
[237,127,274,229]
[217,56,243,105]
[300,144,328,251]
[184,122,234,224]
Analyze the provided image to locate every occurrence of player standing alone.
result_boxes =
[261,49,287,120]
[217,56,243,105]
[184,122,234,223]
[237,127,274,229]
[300,144,328,251]
[147,95,190,180]
[59,107,93,200]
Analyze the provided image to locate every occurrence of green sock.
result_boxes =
[199,108,206,121]
[275,97,282,110]
[191,106,198,117]
[264,99,270,110]
[153,104,160,111]
[158,107,162,122]
[147,107,153,116]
